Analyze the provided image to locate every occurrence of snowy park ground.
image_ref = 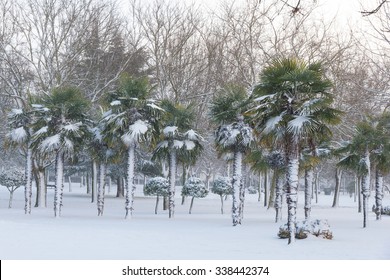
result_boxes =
[1,184,390,260]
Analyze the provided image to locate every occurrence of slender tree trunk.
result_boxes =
[189,196,195,214]
[361,150,371,228]
[8,189,15,208]
[97,163,106,216]
[68,176,72,192]
[375,169,383,220]
[239,163,247,220]
[263,170,268,207]
[24,146,33,214]
[286,146,299,244]
[268,170,277,209]
[54,151,64,218]
[274,170,282,223]
[168,147,177,218]
[181,165,188,205]
[155,196,159,214]
[125,143,136,218]
[332,168,342,207]
[38,168,46,208]
[314,170,319,204]
[116,177,124,198]
[358,176,362,213]
[86,172,91,194]
[220,195,224,214]
[232,150,243,226]
[258,173,262,202]
[92,160,98,203]
[304,168,313,220]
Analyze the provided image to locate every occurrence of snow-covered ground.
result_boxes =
[1,184,389,260]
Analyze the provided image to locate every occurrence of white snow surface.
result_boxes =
[163,126,178,136]
[8,127,28,143]
[1,185,390,260]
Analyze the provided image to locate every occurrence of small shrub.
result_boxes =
[278,219,333,240]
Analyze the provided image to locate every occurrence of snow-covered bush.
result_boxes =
[211,176,233,196]
[382,206,390,215]
[211,176,233,214]
[0,168,25,208]
[144,177,169,197]
[278,219,333,240]
[247,185,258,194]
[182,177,208,214]
[144,177,169,214]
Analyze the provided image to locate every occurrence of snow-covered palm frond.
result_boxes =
[8,108,24,118]
[39,134,61,153]
[163,126,178,137]
[62,122,82,132]
[287,115,318,137]
[147,103,164,111]
[63,137,74,153]
[7,127,28,143]
[185,129,203,141]
[184,140,196,150]
[34,126,48,137]
[173,140,184,149]
[110,100,121,106]
[121,120,150,146]
[264,115,284,134]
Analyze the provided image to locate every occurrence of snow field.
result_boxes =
[0,184,389,260]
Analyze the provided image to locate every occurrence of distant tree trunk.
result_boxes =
[163,196,169,210]
[258,173,262,202]
[155,196,159,214]
[239,163,247,220]
[286,145,299,244]
[116,177,124,198]
[220,194,224,214]
[125,143,136,218]
[24,146,33,214]
[92,160,98,203]
[357,176,362,213]
[268,170,277,209]
[68,176,72,192]
[375,169,384,220]
[168,148,177,218]
[97,163,106,216]
[86,172,91,194]
[232,150,243,226]
[332,168,342,207]
[181,165,188,205]
[54,151,64,218]
[314,170,320,204]
[361,150,371,228]
[274,170,283,223]
[263,170,268,207]
[189,196,195,214]
[304,168,313,220]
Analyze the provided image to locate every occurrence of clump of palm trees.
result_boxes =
[6,56,388,245]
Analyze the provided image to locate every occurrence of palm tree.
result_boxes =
[249,58,341,243]
[102,75,162,218]
[153,100,203,218]
[210,85,253,226]
[32,86,90,217]
[339,114,390,225]
[6,106,34,214]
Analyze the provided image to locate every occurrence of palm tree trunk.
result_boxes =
[189,196,195,214]
[220,195,224,214]
[92,160,98,203]
[97,163,106,216]
[232,150,243,226]
[375,169,383,220]
[24,146,33,214]
[168,148,177,218]
[263,171,268,207]
[361,150,371,228]
[304,168,313,220]
[125,143,136,218]
[54,151,64,218]
[274,170,282,223]
[286,147,299,244]
[268,170,277,209]
[332,168,342,207]
[155,196,159,214]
